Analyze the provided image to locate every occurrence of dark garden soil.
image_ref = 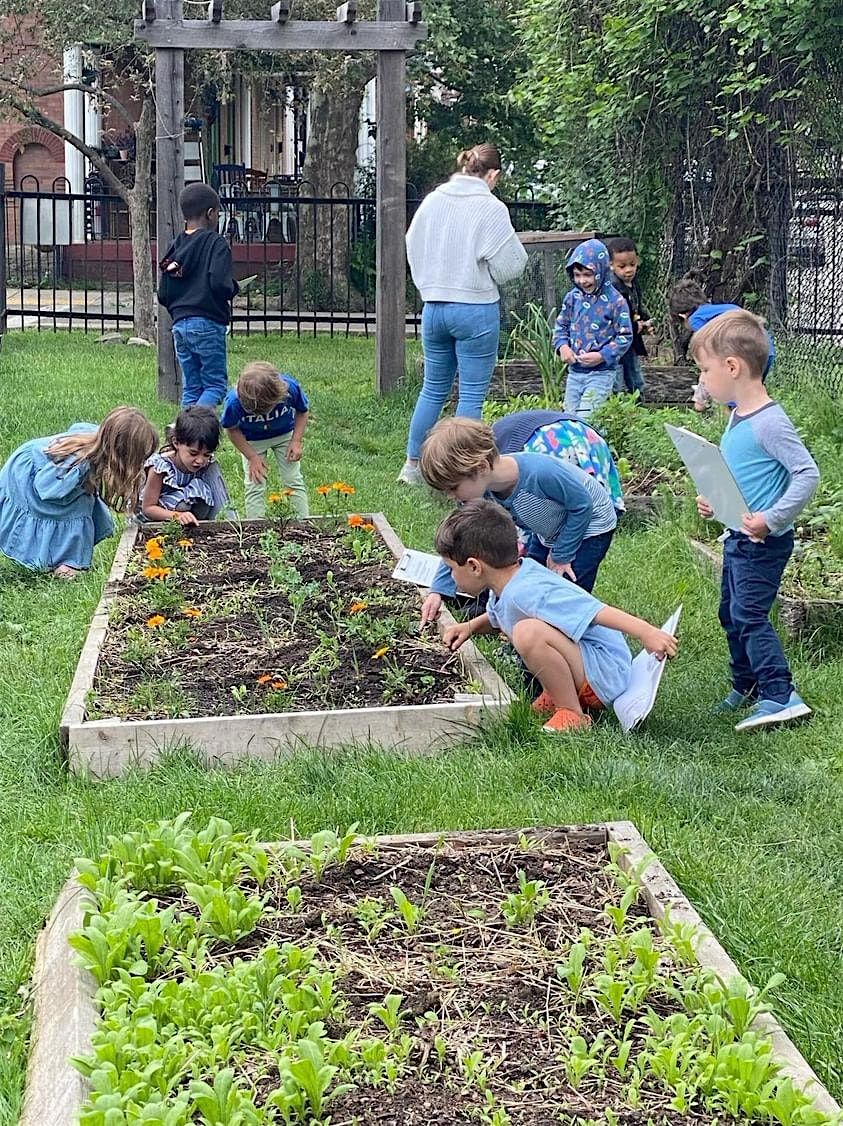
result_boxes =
[91,519,469,721]
[168,833,732,1125]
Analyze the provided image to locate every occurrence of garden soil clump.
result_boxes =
[92,519,465,720]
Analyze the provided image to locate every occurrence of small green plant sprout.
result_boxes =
[369,992,405,1034]
[701,972,786,1037]
[562,1031,605,1090]
[433,1032,449,1069]
[605,882,640,932]
[458,1048,492,1092]
[389,885,423,933]
[307,824,359,879]
[606,840,655,893]
[501,868,550,927]
[555,930,592,995]
[658,905,700,966]
[517,831,540,851]
[353,895,394,939]
[269,1036,352,1120]
[183,880,265,944]
[285,885,303,913]
[189,1067,261,1124]
[230,683,249,706]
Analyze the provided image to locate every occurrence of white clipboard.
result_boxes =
[613,606,682,733]
[391,549,444,589]
[665,424,750,529]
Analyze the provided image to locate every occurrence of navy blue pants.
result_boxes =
[525,529,615,593]
[719,531,794,703]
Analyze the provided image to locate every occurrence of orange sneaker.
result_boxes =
[542,708,592,734]
[531,690,555,715]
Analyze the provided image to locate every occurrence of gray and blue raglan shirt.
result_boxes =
[721,402,819,535]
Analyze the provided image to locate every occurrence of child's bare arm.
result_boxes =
[142,470,197,526]
[442,613,493,651]
[287,410,309,462]
[226,426,268,483]
[593,605,678,660]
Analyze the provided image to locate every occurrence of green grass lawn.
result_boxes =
[0,331,841,1121]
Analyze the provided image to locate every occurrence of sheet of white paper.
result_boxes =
[665,424,749,529]
[239,274,259,290]
[391,550,446,589]
[612,606,682,734]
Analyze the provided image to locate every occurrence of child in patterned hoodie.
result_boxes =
[552,238,633,420]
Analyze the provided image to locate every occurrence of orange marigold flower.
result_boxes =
[334,483,356,495]
[142,565,172,580]
[145,540,164,561]
[316,484,333,496]
[268,493,283,503]
[270,679,287,691]
[349,601,368,614]
[372,646,390,660]
[145,615,166,628]
[283,488,295,497]
[347,513,365,528]
[182,607,202,618]
[177,538,193,549]
[257,674,273,685]
[361,523,375,533]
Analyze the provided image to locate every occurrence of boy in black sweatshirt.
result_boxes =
[607,237,652,402]
[158,183,239,408]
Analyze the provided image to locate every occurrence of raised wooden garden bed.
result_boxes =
[22,820,839,1125]
[61,514,512,779]
[641,363,697,407]
[690,538,843,641]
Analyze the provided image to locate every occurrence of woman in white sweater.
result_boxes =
[399,144,528,484]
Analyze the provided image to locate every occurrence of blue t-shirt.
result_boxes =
[688,304,775,376]
[486,558,632,704]
[220,375,309,441]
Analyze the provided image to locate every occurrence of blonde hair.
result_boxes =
[690,309,769,378]
[419,418,499,492]
[455,143,502,178]
[237,361,288,415]
[46,406,158,512]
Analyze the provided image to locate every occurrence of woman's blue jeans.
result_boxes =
[406,300,500,460]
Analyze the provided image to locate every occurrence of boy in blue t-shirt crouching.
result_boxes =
[221,361,310,517]
[435,499,677,734]
[692,310,819,731]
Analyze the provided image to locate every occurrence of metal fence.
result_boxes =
[0,169,552,338]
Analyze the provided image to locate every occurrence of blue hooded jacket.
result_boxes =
[552,239,632,374]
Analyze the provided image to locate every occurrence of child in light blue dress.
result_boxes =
[0,407,158,578]
[141,405,229,525]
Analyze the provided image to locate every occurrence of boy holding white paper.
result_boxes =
[691,310,819,731]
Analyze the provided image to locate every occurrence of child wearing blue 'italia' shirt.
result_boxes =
[221,361,310,517]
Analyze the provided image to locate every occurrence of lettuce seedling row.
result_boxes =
[61,515,511,778]
[22,821,839,1126]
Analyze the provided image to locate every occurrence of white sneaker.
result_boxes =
[397,462,423,486]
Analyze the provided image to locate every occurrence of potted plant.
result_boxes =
[112,130,136,161]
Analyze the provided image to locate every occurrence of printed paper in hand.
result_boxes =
[391,550,446,589]
[238,274,259,291]
[665,424,749,529]
[612,606,682,734]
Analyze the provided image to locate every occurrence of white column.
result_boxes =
[238,77,252,169]
[282,87,295,176]
[62,46,86,242]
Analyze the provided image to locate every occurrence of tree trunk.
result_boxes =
[128,97,155,341]
[298,82,367,309]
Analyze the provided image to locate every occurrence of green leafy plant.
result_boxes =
[500,868,550,927]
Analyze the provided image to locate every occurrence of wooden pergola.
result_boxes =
[135,0,427,401]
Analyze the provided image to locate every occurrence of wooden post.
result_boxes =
[155,0,185,403]
[0,164,7,338]
[375,0,407,394]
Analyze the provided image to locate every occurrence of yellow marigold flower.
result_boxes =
[349,601,368,614]
[268,493,283,503]
[270,679,287,691]
[182,607,202,618]
[316,484,333,496]
[361,523,375,533]
[347,513,365,528]
[177,538,193,549]
[145,615,166,628]
[145,540,164,561]
[372,646,390,660]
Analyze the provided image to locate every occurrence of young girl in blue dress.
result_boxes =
[141,405,230,526]
[0,406,158,578]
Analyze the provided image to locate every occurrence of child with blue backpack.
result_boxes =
[552,238,633,420]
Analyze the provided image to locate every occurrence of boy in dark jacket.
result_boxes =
[157,183,239,408]
[552,238,632,420]
[608,237,653,401]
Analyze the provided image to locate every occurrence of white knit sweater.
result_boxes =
[405,175,528,303]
